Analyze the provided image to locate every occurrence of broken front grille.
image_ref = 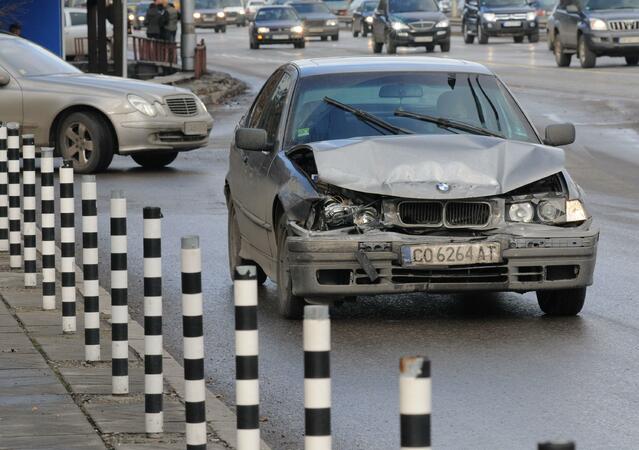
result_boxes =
[166,96,198,116]
[399,201,442,225]
[608,20,639,31]
[398,201,492,227]
[446,202,491,227]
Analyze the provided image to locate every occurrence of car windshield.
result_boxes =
[196,0,221,7]
[389,0,438,13]
[480,0,529,6]
[291,2,332,13]
[285,72,539,147]
[0,39,81,77]
[136,3,150,13]
[584,0,639,10]
[256,7,298,19]
[362,1,378,11]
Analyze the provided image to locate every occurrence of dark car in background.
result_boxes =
[289,1,340,40]
[226,57,597,319]
[462,0,539,44]
[547,0,639,68]
[249,5,306,48]
[371,0,451,54]
[352,0,378,36]
[194,0,228,32]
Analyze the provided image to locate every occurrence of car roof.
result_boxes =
[291,57,495,77]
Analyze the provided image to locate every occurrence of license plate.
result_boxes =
[414,36,433,43]
[503,20,521,27]
[620,36,639,44]
[184,121,208,136]
[309,27,324,32]
[401,242,501,266]
[272,34,288,39]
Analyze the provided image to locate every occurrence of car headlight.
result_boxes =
[128,94,156,117]
[566,199,588,222]
[291,25,304,33]
[153,101,166,116]
[435,19,449,28]
[193,96,208,113]
[326,19,338,26]
[589,18,607,30]
[321,198,379,229]
[257,26,270,33]
[217,11,225,18]
[365,16,374,23]
[526,11,536,21]
[482,12,497,22]
[193,11,201,19]
[128,13,135,21]
[508,202,535,223]
[353,207,379,229]
[239,10,246,14]
[391,20,409,30]
[138,15,145,21]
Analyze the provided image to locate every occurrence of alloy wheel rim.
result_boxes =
[64,121,93,166]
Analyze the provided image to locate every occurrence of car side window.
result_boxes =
[246,71,283,129]
[254,72,293,145]
[70,12,88,26]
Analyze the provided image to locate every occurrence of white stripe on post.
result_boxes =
[22,135,37,287]
[0,122,8,252]
[7,123,21,269]
[111,190,128,394]
[59,160,76,333]
[399,356,431,450]
[82,175,100,361]
[40,148,56,310]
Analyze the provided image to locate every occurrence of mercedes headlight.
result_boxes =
[435,19,449,28]
[326,19,338,26]
[508,202,534,223]
[566,199,588,222]
[193,11,201,19]
[526,11,536,21]
[257,26,270,33]
[291,25,304,33]
[128,95,156,117]
[482,12,497,22]
[392,20,409,30]
[589,18,607,30]
[365,16,374,23]
[217,11,226,18]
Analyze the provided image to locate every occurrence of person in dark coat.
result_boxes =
[163,1,179,42]
[145,0,167,40]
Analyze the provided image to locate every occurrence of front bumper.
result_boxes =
[391,28,451,46]
[304,25,339,37]
[287,223,598,298]
[194,17,226,27]
[483,20,538,36]
[112,110,213,154]
[255,32,304,44]
[586,31,639,55]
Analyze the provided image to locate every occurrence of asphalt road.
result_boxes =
[86,27,639,449]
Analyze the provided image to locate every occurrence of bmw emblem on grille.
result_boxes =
[436,182,450,193]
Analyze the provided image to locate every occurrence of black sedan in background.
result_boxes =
[289,1,340,41]
[462,0,539,44]
[352,0,378,37]
[249,6,306,48]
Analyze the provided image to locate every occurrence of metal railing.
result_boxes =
[131,36,178,67]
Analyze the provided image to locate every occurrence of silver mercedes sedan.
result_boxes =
[0,32,213,173]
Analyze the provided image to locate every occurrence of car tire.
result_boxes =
[528,32,539,43]
[578,34,596,68]
[478,25,488,44]
[554,35,572,67]
[331,34,339,41]
[276,214,306,319]
[228,202,268,285]
[425,44,435,52]
[221,26,227,33]
[547,30,554,50]
[625,55,639,66]
[462,21,475,44]
[294,41,305,48]
[513,35,524,43]
[321,36,328,41]
[537,288,586,316]
[57,111,114,174]
[373,40,383,53]
[131,151,178,169]
[440,41,450,52]
[215,27,220,33]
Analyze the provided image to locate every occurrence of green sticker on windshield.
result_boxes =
[297,127,310,138]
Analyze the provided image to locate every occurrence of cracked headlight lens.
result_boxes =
[353,208,379,228]
[508,202,534,223]
[566,199,587,222]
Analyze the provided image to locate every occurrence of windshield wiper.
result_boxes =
[394,109,505,139]
[323,97,413,135]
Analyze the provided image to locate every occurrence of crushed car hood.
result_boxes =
[306,134,565,199]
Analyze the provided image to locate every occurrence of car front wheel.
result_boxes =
[578,35,596,68]
[58,111,114,173]
[625,55,639,66]
[440,41,450,52]
[513,35,524,43]
[537,288,586,316]
[131,151,178,169]
[554,36,572,67]
[463,21,475,44]
[276,214,306,319]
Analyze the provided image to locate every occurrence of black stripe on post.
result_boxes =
[59,160,75,333]
[81,175,100,362]
[6,123,20,269]
[111,190,128,395]
[0,122,7,253]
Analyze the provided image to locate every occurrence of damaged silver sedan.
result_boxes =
[225,57,598,319]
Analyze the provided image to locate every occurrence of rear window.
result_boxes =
[291,2,332,13]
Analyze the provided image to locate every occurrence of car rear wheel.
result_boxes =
[276,214,306,319]
[513,35,524,43]
[478,25,488,44]
[578,35,596,68]
[58,111,114,174]
[228,203,268,285]
[625,55,639,66]
[131,151,178,169]
[463,22,475,44]
[554,36,572,67]
[373,40,383,53]
[537,288,586,316]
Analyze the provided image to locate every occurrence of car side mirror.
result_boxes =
[544,123,575,146]
[566,4,579,12]
[235,127,271,151]
[0,69,10,87]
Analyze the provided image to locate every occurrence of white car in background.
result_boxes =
[245,0,266,20]
[64,7,113,59]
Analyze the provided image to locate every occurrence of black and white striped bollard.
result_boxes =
[111,190,128,394]
[234,265,260,449]
[399,356,431,450]
[22,135,37,287]
[40,148,56,310]
[304,305,331,450]
[144,206,163,435]
[7,123,21,269]
[538,442,576,450]
[60,160,76,333]
[0,122,8,252]
[181,236,206,450]
[82,175,100,361]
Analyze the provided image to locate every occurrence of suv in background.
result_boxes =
[548,0,639,68]
[462,0,539,44]
[371,0,451,54]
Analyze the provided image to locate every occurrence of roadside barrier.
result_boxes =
[82,175,100,361]
[399,356,431,450]
[22,135,37,287]
[7,123,21,269]
[60,160,76,333]
[143,206,164,435]
[181,235,207,450]
[304,305,332,450]
[538,442,576,449]
[0,122,7,252]
[234,265,260,450]
[40,149,56,310]
[111,190,129,395]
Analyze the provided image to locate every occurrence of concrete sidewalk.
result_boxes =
[0,250,238,450]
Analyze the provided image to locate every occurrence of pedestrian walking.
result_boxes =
[145,0,167,40]
[163,1,179,42]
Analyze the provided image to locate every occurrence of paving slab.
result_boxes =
[0,434,106,450]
